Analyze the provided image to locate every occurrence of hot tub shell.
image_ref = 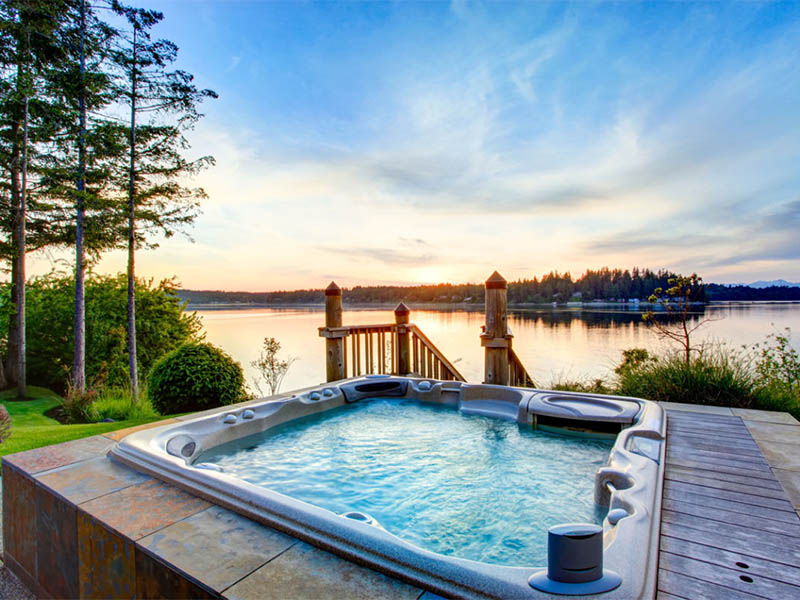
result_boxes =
[110,377,666,599]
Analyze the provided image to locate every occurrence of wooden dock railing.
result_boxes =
[319,288,465,382]
[481,271,536,388]
[509,347,534,388]
[319,271,535,387]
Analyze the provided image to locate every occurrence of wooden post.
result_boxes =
[481,271,510,385]
[394,302,411,375]
[324,282,345,381]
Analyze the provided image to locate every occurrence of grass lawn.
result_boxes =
[0,386,166,460]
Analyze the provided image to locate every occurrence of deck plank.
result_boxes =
[668,421,751,436]
[664,470,788,499]
[657,569,765,600]
[660,536,800,588]
[665,439,765,458]
[655,593,689,600]
[666,414,749,428]
[663,480,795,511]
[665,457,776,479]
[660,552,800,599]
[662,484,800,523]
[666,465,784,490]
[661,522,800,574]
[667,444,769,465]
[661,511,800,563]
[668,427,753,442]
[661,498,800,537]
[665,410,746,423]
[665,416,752,431]
[666,432,762,452]
[658,409,800,599]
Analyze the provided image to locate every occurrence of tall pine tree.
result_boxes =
[0,0,75,395]
[110,1,215,398]
[37,0,119,394]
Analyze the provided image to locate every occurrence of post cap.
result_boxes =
[325,282,342,296]
[486,271,507,289]
[394,302,410,315]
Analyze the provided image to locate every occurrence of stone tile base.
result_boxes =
[2,428,424,599]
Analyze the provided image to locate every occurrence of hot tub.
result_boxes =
[110,376,665,599]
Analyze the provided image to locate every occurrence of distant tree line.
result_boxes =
[180,267,712,306]
[705,284,800,302]
[1,0,215,399]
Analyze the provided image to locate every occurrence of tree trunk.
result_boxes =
[73,0,87,394]
[127,25,139,401]
[127,237,137,399]
[128,24,139,403]
[5,256,19,387]
[18,30,30,399]
[5,79,22,388]
[0,349,7,390]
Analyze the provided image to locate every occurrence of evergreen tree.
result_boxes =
[108,1,215,398]
[0,0,75,394]
[36,0,119,394]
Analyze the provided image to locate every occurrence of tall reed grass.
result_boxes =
[88,386,160,422]
[552,335,800,419]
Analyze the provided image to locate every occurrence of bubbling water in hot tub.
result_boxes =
[196,397,612,566]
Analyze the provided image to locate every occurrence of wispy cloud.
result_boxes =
[318,246,439,267]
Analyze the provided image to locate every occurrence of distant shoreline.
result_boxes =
[185,299,800,311]
[178,276,800,307]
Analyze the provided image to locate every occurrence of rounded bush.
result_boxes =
[147,343,246,414]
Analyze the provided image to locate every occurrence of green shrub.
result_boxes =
[614,348,655,376]
[749,328,800,419]
[752,328,799,394]
[551,338,800,417]
[2,273,202,393]
[64,388,100,423]
[90,387,160,422]
[551,377,614,395]
[616,347,758,407]
[753,384,800,420]
[147,343,246,414]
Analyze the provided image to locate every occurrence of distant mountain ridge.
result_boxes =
[745,279,800,288]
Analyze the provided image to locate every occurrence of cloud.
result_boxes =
[399,237,430,247]
[317,246,439,267]
[761,199,800,231]
[584,196,800,277]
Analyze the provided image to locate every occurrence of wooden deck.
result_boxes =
[657,407,800,599]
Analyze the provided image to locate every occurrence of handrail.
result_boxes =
[408,324,466,382]
[319,323,394,336]
[320,274,537,386]
[509,348,535,388]
[319,321,465,382]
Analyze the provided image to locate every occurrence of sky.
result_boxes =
[30,0,800,290]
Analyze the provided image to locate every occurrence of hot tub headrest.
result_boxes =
[340,378,409,403]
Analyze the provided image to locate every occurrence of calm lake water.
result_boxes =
[192,303,800,393]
